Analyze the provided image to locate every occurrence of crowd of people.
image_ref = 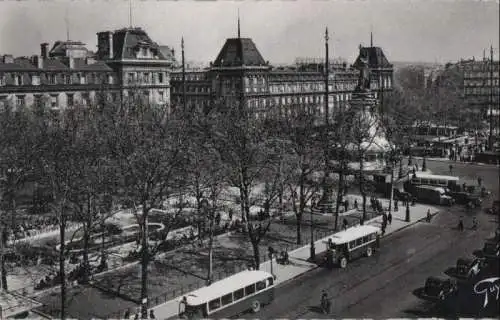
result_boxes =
[9,216,61,241]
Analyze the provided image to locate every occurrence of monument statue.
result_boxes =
[356,52,371,91]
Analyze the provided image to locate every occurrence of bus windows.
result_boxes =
[245,284,256,296]
[438,180,446,186]
[349,241,355,249]
[234,288,244,301]
[221,293,233,306]
[256,281,266,291]
[355,238,363,247]
[362,236,369,243]
[208,298,221,311]
[267,276,274,286]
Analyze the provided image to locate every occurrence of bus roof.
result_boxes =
[416,185,446,192]
[413,172,459,181]
[329,225,380,244]
[184,270,273,306]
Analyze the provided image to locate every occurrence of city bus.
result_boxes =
[410,172,459,191]
[178,270,275,319]
[322,225,380,268]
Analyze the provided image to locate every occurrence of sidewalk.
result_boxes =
[410,156,499,167]
[152,200,438,320]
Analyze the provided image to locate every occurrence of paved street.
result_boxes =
[249,159,500,319]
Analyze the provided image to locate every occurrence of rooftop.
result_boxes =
[353,46,392,69]
[328,225,380,244]
[213,38,268,67]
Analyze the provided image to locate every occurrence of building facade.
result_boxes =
[459,58,500,118]
[171,35,393,119]
[0,27,175,110]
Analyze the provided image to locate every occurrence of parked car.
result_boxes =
[444,258,485,280]
[474,241,500,260]
[413,276,458,302]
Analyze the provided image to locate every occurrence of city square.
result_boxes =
[0,1,499,319]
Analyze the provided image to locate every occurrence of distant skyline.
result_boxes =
[0,0,498,65]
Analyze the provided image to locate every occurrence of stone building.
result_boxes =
[0,27,175,110]
[170,32,393,119]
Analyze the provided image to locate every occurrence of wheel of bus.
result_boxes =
[251,300,261,313]
[339,257,348,269]
[366,247,373,257]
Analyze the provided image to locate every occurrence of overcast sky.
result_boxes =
[0,0,498,65]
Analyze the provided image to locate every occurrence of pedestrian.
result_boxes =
[124,310,130,319]
[342,218,348,231]
[387,212,392,225]
[149,310,156,319]
[426,209,431,222]
[477,176,482,186]
[462,182,467,192]
[354,199,358,209]
[134,313,139,320]
[215,212,221,226]
[458,217,464,232]
[344,199,349,212]
[228,208,233,221]
[381,221,387,235]
[449,164,453,174]
[382,212,387,225]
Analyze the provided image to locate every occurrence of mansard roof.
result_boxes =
[111,27,167,60]
[353,47,392,69]
[213,38,267,67]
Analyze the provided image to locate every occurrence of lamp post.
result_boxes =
[405,173,411,222]
[201,199,213,285]
[309,199,316,260]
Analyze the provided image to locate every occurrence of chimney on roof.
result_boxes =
[32,55,43,69]
[41,43,49,59]
[2,55,14,64]
[69,57,75,69]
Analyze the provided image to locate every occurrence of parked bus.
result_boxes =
[178,270,275,319]
[410,172,459,191]
[322,225,380,268]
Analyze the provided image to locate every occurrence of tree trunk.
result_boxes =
[140,206,150,319]
[59,207,67,320]
[295,215,302,245]
[81,197,92,284]
[334,166,345,231]
[359,155,367,224]
[251,240,260,270]
[1,229,8,290]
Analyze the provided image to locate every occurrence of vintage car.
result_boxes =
[413,277,458,302]
[444,258,485,280]
[474,241,500,259]
[450,191,482,207]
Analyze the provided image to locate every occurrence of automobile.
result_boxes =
[413,276,458,302]
[473,241,500,260]
[485,200,499,216]
[444,258,485,280]
[449,191,482,207]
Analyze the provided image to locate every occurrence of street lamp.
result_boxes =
[200,199,213,286]
[405,173,411,222]
[309,199,316,260]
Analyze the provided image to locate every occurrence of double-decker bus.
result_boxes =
[178,270,275,319]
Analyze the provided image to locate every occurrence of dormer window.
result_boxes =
[15,74,24,86]
[142,48,148,56]
[32,75,40,86]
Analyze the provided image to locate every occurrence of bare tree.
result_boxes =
[272,109,322,244]
[105,96,187,318]
[211,102,284,270]
[0,103,35,290]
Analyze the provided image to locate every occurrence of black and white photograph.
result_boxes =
[0,0,499,319]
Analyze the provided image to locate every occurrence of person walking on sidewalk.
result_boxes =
[344,199,349,212]
[477,176,482,186]
[149,310,156,319]
[354,199,358,209]
[458,217,464,232]
[387,212,392,225]
[449,164,453,175]
[426,209,432,222]
[342,218,348,231]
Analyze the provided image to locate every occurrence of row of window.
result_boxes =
[207,278,273,312]
[0,74,114,86]
[347,233,376,250]
[172,86,210,94]
[463,71,500,78]
[464,79,500,87]
[171,73,207,81]
[127,72,166,84]
[0,90,167,109]
[464,86,500,95]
